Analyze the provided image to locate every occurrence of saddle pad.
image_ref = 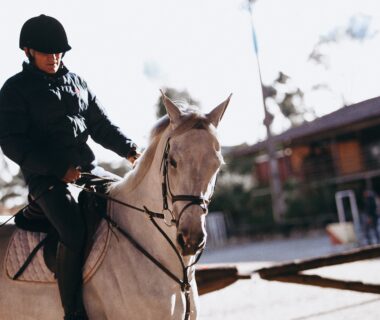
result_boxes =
[5,220,110,283]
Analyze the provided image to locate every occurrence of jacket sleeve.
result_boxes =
[84,86,137,158]
[0,82,70,178]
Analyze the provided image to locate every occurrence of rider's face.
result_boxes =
[25,49,63,74]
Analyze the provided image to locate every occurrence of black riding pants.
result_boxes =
[27,166,120,251]
[28,176,85,252]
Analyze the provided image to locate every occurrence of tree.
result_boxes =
[309,14,375,68]
[155,87,199,119]
[263,72,314,127]
[308,14,376,106]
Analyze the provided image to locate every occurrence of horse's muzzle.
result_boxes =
[177,231,206,256]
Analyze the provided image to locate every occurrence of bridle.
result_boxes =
[160,137,210,227]
[75,136,215,320]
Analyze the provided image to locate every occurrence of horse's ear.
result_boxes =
[160,89,182,126]
[206,94,232,128]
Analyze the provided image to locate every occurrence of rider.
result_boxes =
[0,14,140,320]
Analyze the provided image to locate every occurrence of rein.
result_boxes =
[74,181,201,320]
[75,137,210,320]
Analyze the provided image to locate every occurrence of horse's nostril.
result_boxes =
[177,231,206,253]
[177,233,186,249]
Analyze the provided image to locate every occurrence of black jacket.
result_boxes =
[0,62,136,184]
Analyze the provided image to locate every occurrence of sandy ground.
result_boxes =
[198,235,380,320]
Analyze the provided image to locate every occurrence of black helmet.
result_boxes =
[19,14,71,53]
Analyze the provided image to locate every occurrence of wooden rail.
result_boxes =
[195,266,251,295]
[256,244,380,294]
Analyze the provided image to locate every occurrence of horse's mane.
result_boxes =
[110,106,216,195]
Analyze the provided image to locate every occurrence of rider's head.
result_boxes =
[19,14,71,74]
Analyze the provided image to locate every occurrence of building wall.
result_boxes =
[254,139,366,185]
[250,124,380,188]
[290,146,309,177]
[255,155,293,185]
[336,140,364,175]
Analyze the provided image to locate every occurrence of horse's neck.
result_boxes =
[109,141,192,273]
[120,143,165,213]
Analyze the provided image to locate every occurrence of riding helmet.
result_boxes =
[19,14,71,53]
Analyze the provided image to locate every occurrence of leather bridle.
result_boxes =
[160,137,210,227]
[74,136,215,320]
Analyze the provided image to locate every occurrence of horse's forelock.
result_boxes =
[110,108,216,194]
[150,112,212,141]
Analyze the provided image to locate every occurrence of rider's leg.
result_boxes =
[29,178,87,319]
[56,242,87,320]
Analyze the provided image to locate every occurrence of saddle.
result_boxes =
[8,177,112,281]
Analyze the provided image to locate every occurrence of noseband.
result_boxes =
[160,138,210,226]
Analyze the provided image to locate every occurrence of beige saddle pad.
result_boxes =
[5,220,110,283]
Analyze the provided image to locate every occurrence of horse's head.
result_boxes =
[161,92,231,256]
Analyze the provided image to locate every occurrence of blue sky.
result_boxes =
[1,0,380,163]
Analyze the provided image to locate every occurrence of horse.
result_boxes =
[0,92,231,320]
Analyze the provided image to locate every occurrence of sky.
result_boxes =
[1,0,380,163]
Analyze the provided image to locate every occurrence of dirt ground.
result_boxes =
[199,235,380,320]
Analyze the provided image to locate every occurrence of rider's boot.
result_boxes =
[56,242,88,320]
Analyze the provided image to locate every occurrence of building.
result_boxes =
[225,96,380,230]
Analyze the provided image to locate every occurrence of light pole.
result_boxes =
[248,0,285,223]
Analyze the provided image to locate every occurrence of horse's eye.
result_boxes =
[169,157,177,168]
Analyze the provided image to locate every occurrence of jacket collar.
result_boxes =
[22,61,69,82]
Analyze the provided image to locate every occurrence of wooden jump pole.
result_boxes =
[256,244,380,294]
[269,274,380,294]
[257,244,380,278]
[195,266,251,295]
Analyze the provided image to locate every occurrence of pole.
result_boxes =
[247,1,285,223]
[256,244,380,294]
[195,266,251,295]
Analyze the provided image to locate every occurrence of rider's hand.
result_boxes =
[126,147,141,165]
[62,166,81,183]
[127,151,141,165]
